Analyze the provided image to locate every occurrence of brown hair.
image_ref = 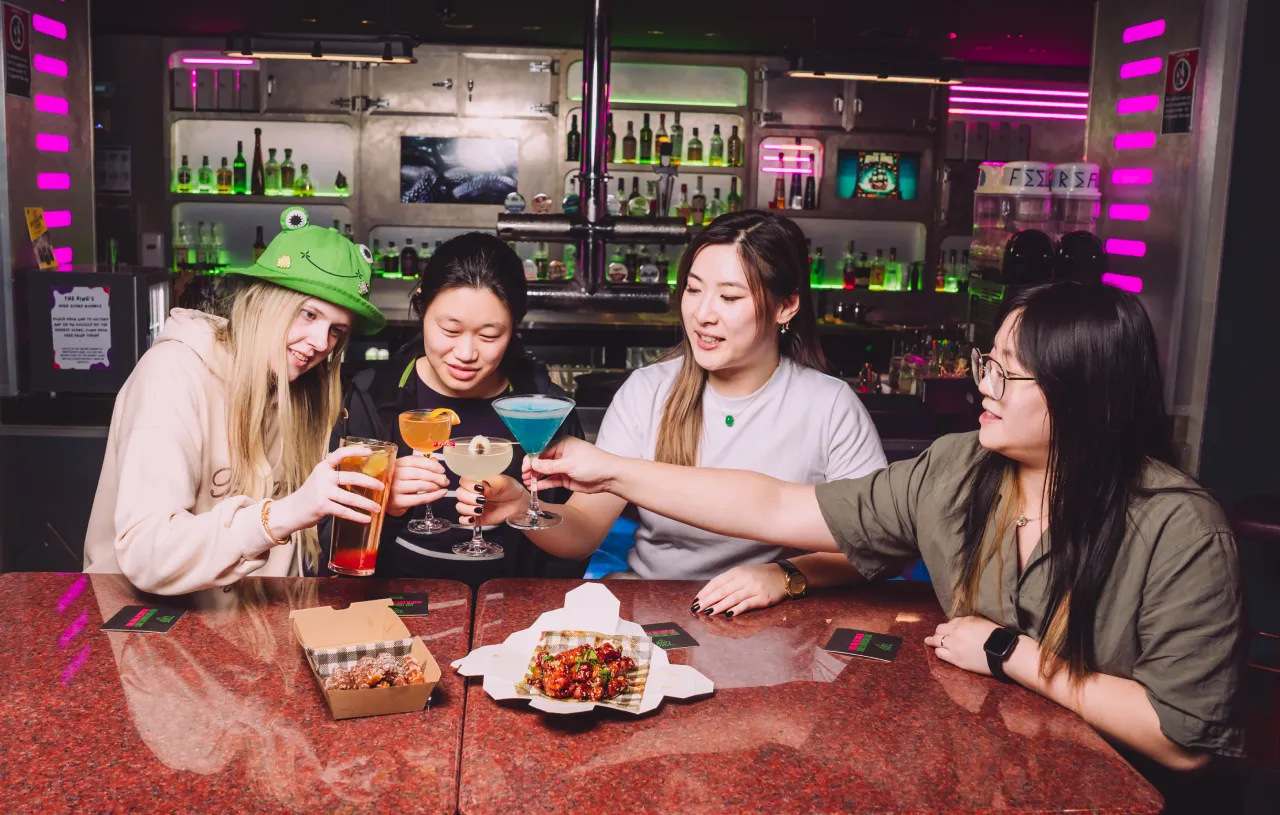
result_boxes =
[654,211,829,467]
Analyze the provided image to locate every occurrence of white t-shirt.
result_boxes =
[594,356,887,579]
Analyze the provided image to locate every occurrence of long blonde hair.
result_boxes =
[214,281,347,571]
[654,212,828,467]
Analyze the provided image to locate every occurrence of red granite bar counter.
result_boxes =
[0,573,471,815]
[459,578,1163,815]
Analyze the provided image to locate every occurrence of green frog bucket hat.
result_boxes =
[227,206,386,334]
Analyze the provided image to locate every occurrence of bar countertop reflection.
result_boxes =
[0,573,472,815]
[459,579,1164,815]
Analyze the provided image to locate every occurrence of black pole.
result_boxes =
[578,0,612,294]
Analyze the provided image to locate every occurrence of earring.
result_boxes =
[780,322,791,335]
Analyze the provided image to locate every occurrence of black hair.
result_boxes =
[956,281,1180,680]
[407,232,539,392]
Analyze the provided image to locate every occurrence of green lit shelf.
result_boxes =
[168,193,354,205]
[596,102,748,114]
[605,162,743,175]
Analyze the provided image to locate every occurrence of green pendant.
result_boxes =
[725,415,734,427]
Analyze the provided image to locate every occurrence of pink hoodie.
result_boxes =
[84,309,300,594]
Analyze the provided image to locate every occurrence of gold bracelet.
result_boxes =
[261,499,290,545]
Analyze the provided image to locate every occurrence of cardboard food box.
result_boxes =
[290,598,441,720]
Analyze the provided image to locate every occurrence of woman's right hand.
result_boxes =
[271,446,388,535]
[455,474,530,526]
[527,437,620,495]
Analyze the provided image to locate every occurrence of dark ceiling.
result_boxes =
[93,0,1095,70]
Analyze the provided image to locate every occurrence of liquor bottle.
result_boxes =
[344,223,354,242]
[870,249,886,291]
[294,163,314,197]
[708,187,727,221]
[647,180,659,217]
[675,184,692,224]
[606,114,617,162]
[946,249,960,293]
[253,226,267,262]
[622,121,637,163]
[232,141,247,194]
[251,128,265,195]
[657,244,671,282]
[727,125,743,167]
[196,221,212,269]
[885,247,901,291]
[789,152,804,210]
[627,178,648,217]
[196,156,214,193]
[773,154,787,209]
[803,166,817,210]
[522,249,538,282]
[841,240,857,290]
[639,113,653,163]
[383,241,400,276]
[959,249,971,293]
[624,244,639,279]
[371,239,383,268]
[564,244,576,279]
[686,128,703,163]
[280,148,296,192]
[638,246,661,284]
[534,242,550,281]
[173,222,191,272]
[709,125,724,167]
[655,114,670,160]
[607,247,629,283]
[216,157,232,194]
[856,252,871,289]
[670,112,684,164]
[726,177,743,213]
[607,178,624,216]
[566,114,581,162]
[176,155,192,193]
[400,238,419,278]
[691,176,707,226]
[332,219,341,232]
[811,247,826,288]
[213,222,229,267]
[263,148,280,194]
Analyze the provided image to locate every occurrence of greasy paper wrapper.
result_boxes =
[452,583,714,715]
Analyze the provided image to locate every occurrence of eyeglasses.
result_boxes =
[971,347,1035,400]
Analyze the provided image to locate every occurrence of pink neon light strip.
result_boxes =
[1105,239,1147,257]
[761,167,814,174]
[1115,131,1157,149]
[951,85,1090,98]
[34,94,69,115]
[37,173,70,190]
[1112,168,1153,184]
[44,210,72,228]
[35,133,69,151]
[1108,204,1151,221]
[56,575,87,613]
[1120,57,1163,79]
[181,57,255,66]
[1116,94,1160,114]
[949,96,1088,109]
[948,108,1087,121]
[761,143,816,151]
[1123,20,1166,43]
[33,54,67,77]
[53,247,73,263]
[31,14,67,39]
[1102,273,1144,293]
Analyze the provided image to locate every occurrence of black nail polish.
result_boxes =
[725,610,734,618]
[475,484,485,494]
[474,507,484,515]
[702,607,713,615]
[690,602,700,613]
[476,497,487,505]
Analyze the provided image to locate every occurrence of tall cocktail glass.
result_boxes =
[328,437,398,576]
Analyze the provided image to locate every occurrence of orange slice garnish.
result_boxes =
[427,408,461,425]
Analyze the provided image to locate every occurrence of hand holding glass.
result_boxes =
[398,409,457,535]
[492,394,575,530]
[328,437,398,576]
[442,436,514,557]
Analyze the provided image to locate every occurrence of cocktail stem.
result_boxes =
[417,451,440,524]
[528,452,543,521]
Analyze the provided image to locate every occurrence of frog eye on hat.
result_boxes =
[358,244,374,264]
[281,207,309,231]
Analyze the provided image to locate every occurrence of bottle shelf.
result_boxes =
[168,193,353,205]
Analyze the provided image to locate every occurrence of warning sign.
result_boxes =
[1162,48,1198,135]
[3,3,31,99]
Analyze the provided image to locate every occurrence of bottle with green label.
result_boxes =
[175,155,193,193]
[232,142,247,194]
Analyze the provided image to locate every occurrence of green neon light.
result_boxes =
[600,97,743,108]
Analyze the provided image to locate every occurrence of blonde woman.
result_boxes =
[84,208,387,595]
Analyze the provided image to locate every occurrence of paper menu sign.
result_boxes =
[452,583,714,715]
[50,286,112,371]
[25,207,58,270]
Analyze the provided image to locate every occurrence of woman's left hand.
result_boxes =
[692,564,789,618]
[386,454,450,517]
[925,616,1003,676]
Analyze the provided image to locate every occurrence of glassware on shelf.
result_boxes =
[253,226,267,261]
[621,121,637,163]
[196,156,214,193]
[232,141,247,195]
[727,177,743,213]
[654,114,669,160]
[639,113,653,163]
[727,125,743,167]
[686,128,703,163]
[251,128,265,196]
[216,157,232,194]
[605,114,617,162]
[709,125,724,167]
[335,171,349,196]
[708,187,726,222]
[670,112,684,164]
[691,176,707,226]
[279,148,296,192]
[263,148,281,194]
[627,178,648,217]
[175,155,192,193]
[293,163,314,197]
[566,114,581,162]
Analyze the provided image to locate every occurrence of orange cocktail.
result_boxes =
[397,408,460,535]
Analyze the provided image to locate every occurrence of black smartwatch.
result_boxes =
[983,626,1020,683]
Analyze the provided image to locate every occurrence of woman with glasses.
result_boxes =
[516,281,1243,794]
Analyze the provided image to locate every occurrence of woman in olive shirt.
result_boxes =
[512,282,1243,777]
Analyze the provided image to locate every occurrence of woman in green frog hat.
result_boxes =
[84,207,391,594]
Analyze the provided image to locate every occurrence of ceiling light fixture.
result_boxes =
[788,55,963,85]
[224,33,418,64]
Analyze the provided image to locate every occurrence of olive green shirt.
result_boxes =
[815,432,1244,757]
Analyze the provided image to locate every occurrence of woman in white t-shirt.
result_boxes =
[457,211,887,616]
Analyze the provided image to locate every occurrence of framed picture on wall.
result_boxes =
[400,137,519,205]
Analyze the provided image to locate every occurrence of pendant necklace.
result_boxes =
[719,361,780,428]
[1015,514,1042,528]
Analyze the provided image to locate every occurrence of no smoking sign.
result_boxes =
[1162,48,1198,135]
[3,3,31,99]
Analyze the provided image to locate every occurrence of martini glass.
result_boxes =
[491,394,575,530]
[398,409,458,534]
[441,436,514,557]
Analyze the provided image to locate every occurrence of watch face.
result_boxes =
[787,572,807,597]
[985,627,1019,659]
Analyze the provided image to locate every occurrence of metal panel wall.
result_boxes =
[1,0,94,396]
[1087,0,1245,470]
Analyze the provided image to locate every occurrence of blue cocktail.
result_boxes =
[492,394,575,530]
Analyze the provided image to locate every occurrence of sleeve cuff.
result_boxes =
[1145,686,1245,757]
[814,481,899,582]
[228,499,278,563]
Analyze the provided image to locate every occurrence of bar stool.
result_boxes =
[1231,494,1280,762]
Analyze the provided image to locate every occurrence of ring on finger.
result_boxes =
[939,635,948,649]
